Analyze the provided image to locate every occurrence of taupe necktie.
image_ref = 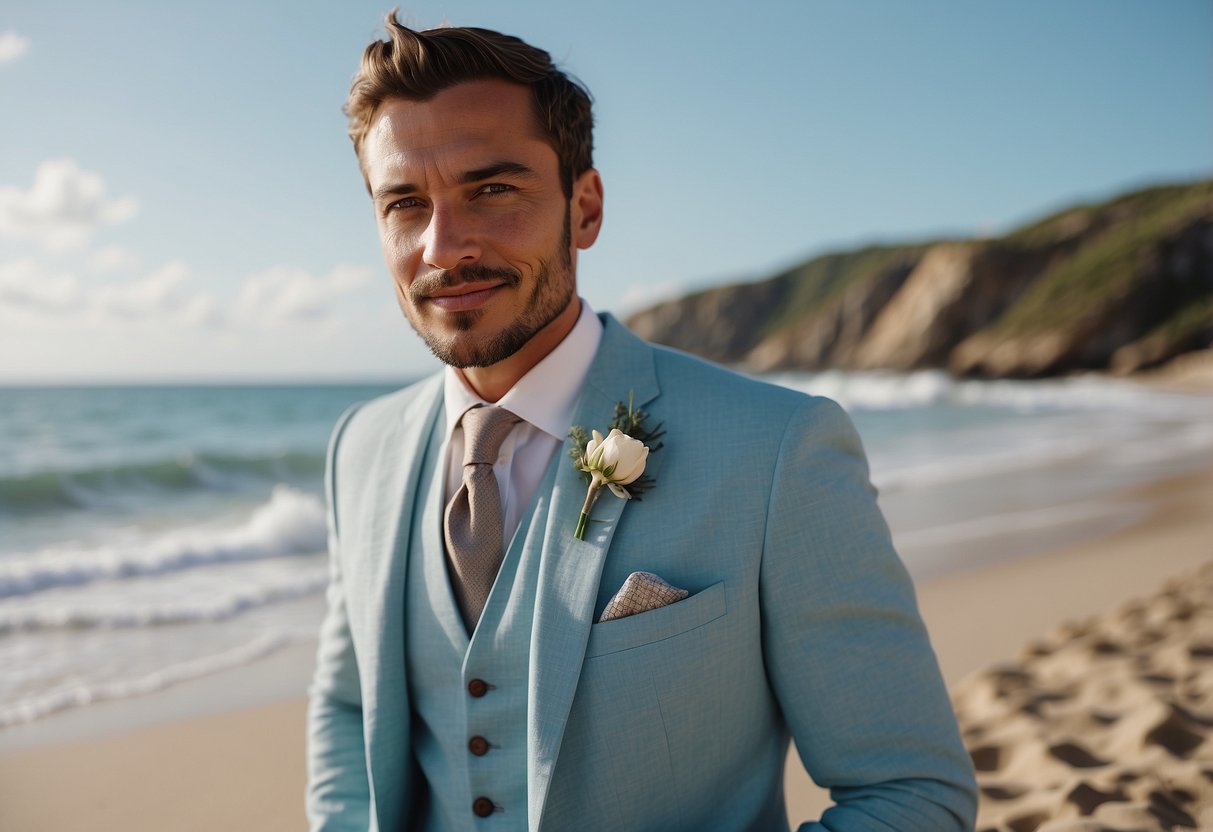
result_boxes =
[445,405,520,631]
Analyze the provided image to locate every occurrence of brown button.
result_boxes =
[472,797,495,817]
[468,735,490,756]
[467,678,489,698]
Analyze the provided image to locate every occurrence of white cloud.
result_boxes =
[93,261,191,319]
[178,294,220,328]
[88,244,142,274]
[1,254,377,334]
[0,257,84,314]
[0,159,138,252]
[0,257,429,381]
[231,264,372,326]
[0,257,213,327]
[0,31,29,64]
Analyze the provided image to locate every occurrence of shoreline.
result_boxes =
[3,366,1206,756]
[0,639,319,758]
[2,455,1211,829]
[919,461,1213,686]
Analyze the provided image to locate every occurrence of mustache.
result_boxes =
[409,265,521,300]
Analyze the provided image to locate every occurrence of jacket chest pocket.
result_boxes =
[584,581,726,659]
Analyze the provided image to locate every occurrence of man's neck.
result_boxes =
[458,297,582,402]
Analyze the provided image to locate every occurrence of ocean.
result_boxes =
[1,374,1210,730]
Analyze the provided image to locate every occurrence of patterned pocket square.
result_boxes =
[598,571,689,623]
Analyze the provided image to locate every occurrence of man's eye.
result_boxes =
[478,183,514,196]
[387,197,424,212]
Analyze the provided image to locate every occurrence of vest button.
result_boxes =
[467,678,489,697]
[472,797,495,817]
[468,735,490,756]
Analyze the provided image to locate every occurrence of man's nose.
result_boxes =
[421,206,480,271]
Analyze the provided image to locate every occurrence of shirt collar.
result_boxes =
[443,299,603,441]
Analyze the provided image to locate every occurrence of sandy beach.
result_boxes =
[784,456,1213,828]
[3,446,1212,830]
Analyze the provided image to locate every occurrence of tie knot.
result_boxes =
[460,406,520,466]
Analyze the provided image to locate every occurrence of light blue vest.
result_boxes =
[406,414,559,831]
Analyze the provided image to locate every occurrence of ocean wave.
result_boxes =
[873,431,1109,492]
[767,369,956,410]
[0,567,328,634]
[0,485,327,599]
[768,369,1211,416]
[893,500,1129,552]
[872,418,1213,493]
[0,449,325,515]
[0,633,291,728]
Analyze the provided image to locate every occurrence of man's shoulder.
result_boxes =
[601,314,807,411]
[330,371,444,452]
[646,340,819,417]
[358,371,444,421]
[612,331,859,456]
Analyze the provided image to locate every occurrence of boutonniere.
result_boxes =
[568,394,664,540]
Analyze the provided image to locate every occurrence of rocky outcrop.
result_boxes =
[743,252,918,371]
[624,181,1213,378]
[849,243,1050,370]
[624,279,785,365]
[952,215,1213,377]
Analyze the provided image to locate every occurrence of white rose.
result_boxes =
[583,428,649,497]
[582,429,650,494]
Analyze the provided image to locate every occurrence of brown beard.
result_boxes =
[405,209,574,369]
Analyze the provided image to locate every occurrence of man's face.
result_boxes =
[361,79,597,369]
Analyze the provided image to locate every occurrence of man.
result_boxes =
[307,14,977,832]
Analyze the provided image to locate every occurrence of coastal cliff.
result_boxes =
[625,181,1213,377]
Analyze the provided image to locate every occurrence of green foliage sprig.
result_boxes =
[568,391,663,498]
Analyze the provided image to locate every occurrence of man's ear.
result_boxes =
[571,169,604,250]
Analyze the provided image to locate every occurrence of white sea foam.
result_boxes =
[768,369,956,410]
[768,369,1212,416]
[0,567,329,634]
[765,370,1213,494]
[1102,421,1213,467]
[0,632,291,728]
[872,431,1104,492]
[0,485,326,599]
[893,500,1126,552]
[951,376,1213,416]
[871,416,1213,494]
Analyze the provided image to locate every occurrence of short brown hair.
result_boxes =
[345,13,594,196]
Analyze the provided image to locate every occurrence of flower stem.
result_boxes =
[575,482,602,540]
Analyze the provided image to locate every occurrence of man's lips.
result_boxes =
[425,282,506,312]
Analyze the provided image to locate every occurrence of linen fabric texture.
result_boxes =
[405,404,541,829]
[306,313,978,831]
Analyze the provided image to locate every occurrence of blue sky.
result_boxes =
[1,1,1209,382]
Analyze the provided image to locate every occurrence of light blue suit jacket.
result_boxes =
[307,314,977,831]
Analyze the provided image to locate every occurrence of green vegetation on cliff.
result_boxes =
[625,179,1212,377]
[755,245,928,340]
[997,182,1213,334]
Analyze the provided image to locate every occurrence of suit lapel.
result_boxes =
[417,410,470,651]
[528,316,661,830]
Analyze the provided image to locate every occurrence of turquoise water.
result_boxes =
[0,384,395,554]
[0,373,1210,727]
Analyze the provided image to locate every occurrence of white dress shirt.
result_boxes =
[442,300,603,542]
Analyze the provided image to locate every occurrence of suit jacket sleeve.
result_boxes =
[306,403,373,832]
[761,397,978,831]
